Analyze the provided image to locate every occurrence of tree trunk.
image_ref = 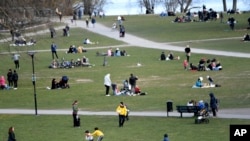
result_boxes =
[232,0,237,11]
[183,0,192,13]
[222,0,227,12]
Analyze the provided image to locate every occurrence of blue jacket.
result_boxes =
[51,44,57,52]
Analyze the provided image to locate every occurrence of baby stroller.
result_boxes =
[195,108,210,124]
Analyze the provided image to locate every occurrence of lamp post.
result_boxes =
[28,51,38,115]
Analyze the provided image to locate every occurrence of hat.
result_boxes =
[207,75,210,79]
[199,77,203,81]
[116,48,119,50]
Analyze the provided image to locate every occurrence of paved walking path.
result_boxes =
[0,108,250,119]
[1,17,250,119]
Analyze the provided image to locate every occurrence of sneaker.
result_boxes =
[106,94,110,96]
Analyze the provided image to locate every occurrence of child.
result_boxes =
[85,130,94,141]
[183,59,188,70]
[91,127,104,141]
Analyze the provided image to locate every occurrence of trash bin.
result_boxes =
[166,100,173,117]
[167,101,173,112]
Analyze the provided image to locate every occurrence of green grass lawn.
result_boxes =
[1,115,249,141]
[1,13,250,141]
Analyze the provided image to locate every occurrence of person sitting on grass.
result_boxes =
[242,33,250,41]
[167,51,180,60]
[81,56,91,67]
[195,77,204,87]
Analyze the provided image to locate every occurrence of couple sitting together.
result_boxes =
[160,51,180,61]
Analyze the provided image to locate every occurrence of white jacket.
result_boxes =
[104,73,111,86]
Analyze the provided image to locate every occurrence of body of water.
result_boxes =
[103,0,250,16]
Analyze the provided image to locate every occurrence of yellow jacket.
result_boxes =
[116,105,127,116]
[91,130,104,137]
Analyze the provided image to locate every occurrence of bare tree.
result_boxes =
[177,0,192,13]
[163,0,179,12]
[138,0,162,14]
[82,0,107,15]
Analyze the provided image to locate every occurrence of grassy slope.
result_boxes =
[0,13,250,141]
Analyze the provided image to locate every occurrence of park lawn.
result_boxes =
[0,14,250,141]
[0,114,250,141]
[0,46,250,110]
[98,13,250,53]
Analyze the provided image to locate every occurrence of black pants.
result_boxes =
[13,80,18,88]
[105,85,110,95]
[186,55,190,62]
[14,60,19,69]
[118,114,126,127]
[72,114,77,127]
[211,108,217,117]
[8,80,13,87]
[52,51,58,59]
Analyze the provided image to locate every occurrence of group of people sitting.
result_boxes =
[112,79,147,96]
[96,48,128,57]
[48,56,94,69]
[66,45,87,54]
[10,36,36,46]
[160,51,180,61]
[193,76,221,88]
[49,76,70,89]
[190,58,222,71]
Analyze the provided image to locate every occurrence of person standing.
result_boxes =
[104,73,111,96]
[72,100,79,127]
[228,16,235,30]
[7,69,13,88]
[8,126,16,141]
[13,53,20,69]
[51,42,58,59]
[116,102,128,127]
[86,18,89,28]
[163,133,169,141]
[91,127,104,141]
[209,93,218,117]
[91,17,96,28]
[12,70,18,90]
[185,45,191,62]
[129,73,138,94]
[219,12,224,23]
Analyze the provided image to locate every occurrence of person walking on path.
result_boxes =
[12,70,18,90]
[185,45,191,62]
[209,92,218,117]
[7,69,13,88]
[8,126,16,141]
[12,53,20,69]
[116,102,128,127]
[91,17,96,28]
[104,73,112,96]
[91,127,104,141]
[51,42,58,59]
[72,100,79,127]
[86,18,89,28]
[129,73,138,94]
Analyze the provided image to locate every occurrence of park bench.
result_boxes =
[176,106,200,118]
